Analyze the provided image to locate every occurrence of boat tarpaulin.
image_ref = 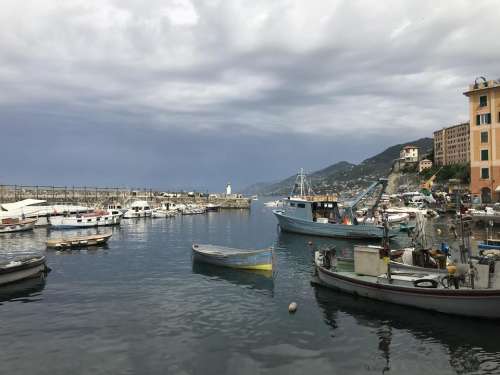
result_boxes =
[1,199,46,211]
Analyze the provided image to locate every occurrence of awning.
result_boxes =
[495,186,500,192]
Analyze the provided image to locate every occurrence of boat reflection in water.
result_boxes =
[0,276,46,304]
[192,261,274,294]
[313,286,500,374]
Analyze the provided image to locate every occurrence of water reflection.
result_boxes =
[313,286,500,374]
[0,276,46,304]
[192,261,274,294]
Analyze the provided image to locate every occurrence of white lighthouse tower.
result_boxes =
[225,183,232,196]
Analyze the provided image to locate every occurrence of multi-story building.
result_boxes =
[433,122,470,166]
[419,159,433,173]
[463,77,500,203]
[400,145,419,163]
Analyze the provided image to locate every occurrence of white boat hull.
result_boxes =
[315,266,500,319]
[0,219,37,234]
[49,214,121,228]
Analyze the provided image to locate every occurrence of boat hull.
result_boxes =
[274,211,395,239]
[315,266,500,319]
[46,233,112,249]
[192,245,273,271]
[0,257,47,286]
[49,214,121,228]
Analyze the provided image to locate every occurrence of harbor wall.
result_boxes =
[0,185,251,209]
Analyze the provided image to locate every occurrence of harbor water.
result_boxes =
[1,200,500,374]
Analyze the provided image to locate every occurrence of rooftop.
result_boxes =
[463,77,500,96]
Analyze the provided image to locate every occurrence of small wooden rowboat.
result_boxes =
[46,232,112,249]
[192,244,273,271]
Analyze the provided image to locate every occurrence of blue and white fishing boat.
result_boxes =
[192,244,273,271]
[273,169,397,240]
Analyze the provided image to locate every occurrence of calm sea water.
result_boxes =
[1,200,500,375]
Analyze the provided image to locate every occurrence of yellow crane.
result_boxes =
[421,167,443,191]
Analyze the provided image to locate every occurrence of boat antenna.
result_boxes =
[291,168,314,197]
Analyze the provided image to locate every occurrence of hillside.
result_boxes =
[245,137,433,195]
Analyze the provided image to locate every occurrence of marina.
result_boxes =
[1,200,500,374]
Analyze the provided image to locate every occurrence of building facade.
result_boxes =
[419,159,433,173]
[433,122,470,166]
[400,145,419,163]
[463,77,500,203]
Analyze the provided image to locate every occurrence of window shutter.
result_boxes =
[477,114,480,125]
[487,113,491,124]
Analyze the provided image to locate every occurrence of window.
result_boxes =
[77,219,82,223]
[481,149,489,161]
[480,95,488,107]
[477,113,491,125]
[87,219,92,222]
[290,203,296,207]
[481,167,489,179]
[481,132,488,143]
[297,203,306,208]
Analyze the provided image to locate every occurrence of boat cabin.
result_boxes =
[281,195,356,224]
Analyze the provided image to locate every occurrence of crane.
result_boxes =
[420,167,443,192]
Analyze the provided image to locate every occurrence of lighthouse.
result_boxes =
[226,183,232,196]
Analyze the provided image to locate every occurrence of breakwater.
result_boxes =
[0,185,251,209]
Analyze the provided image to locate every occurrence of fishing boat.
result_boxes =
[273,169,397,240]
[123,200,153,218]
[46,232,112,249]
[49,210,120,228]
[0,256,48,286]
[192,244,273,270]
[0,217,37,234]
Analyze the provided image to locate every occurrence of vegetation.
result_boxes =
[420,163,470,184]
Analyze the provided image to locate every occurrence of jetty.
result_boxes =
[0,184,251,209]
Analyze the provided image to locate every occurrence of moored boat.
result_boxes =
[192,244,273,271]
[0,217,37,234]
[49,210,120,228]
[313,246,500,319]
[123,201,152,218]
[0,256,48,286]
[273,170,397,240]
[46,232,112,249]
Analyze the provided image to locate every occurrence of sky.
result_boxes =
[1,0,500,192]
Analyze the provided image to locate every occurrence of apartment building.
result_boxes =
[433,122,470,167]
[463,77,500,203]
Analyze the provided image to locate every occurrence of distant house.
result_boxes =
[400,145,419,163]
[419,159,433,173]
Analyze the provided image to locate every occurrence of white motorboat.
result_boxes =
[0,256,48,286]
[264,200,282,208]
[0,199,91,226]
[123,201,152,218]
[0,217,38,234]
[49,210,121,228]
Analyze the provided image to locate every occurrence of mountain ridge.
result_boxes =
[243,137,433,195]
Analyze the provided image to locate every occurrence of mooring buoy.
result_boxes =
[288,302,298,313]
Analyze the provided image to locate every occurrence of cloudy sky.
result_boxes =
[1,0,499,191]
